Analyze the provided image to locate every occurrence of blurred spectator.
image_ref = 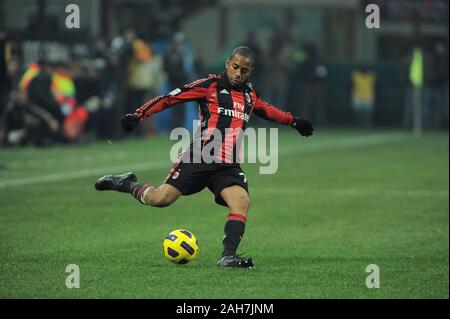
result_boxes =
[296,43,327,126]
[243,31,263,90]
[262,34,294,109]
[164,33,190,89]
[81,37,123,139]
[402,45,431,130]
[163,32,194,129]
[114,29,139,125]
[133,41,166,136]
[21,62,66,125]
[127,37,164,136]
[121,29,138,74]
[0,31,11,115]
[351,66,377,129]
[6,57,22,89]
[19,60,89,142]
[400,46,413,129]
[0,90,61,146]
[193,52,206,79]
[52,62,89,142]
[110,30,125,55]
[429,42,449,129]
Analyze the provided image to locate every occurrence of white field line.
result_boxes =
[277,132,409,156]
[0,133,411,189]
[0,161,168,189]
[256,188,449,198]
[4,151,130,168]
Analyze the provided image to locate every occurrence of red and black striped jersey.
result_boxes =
[134,73,295,163]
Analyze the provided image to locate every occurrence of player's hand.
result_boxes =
[292,116,313,137]
[121,114,140,132]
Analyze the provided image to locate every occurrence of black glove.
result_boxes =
[121,114,140,132]
[292,116,314,137]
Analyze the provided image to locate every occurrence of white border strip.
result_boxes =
[0,161,168,189]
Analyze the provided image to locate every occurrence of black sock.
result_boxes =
[222,214,246,257]
[118,180,141,193]
[119,181,154,204]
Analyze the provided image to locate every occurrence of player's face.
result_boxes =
[225,54,253,86]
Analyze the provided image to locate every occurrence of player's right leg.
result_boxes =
[142,183,181,207]
[95,172,181,207]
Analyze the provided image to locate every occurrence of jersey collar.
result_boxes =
[220,72,249,92]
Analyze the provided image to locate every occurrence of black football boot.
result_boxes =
[217,255,254,268]
[95,172,137,192]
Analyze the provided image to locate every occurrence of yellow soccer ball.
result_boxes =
[163,229,199,264]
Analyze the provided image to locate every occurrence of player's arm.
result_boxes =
[253,94,314,137]
[121,77,211,132]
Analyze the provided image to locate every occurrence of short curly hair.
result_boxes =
[229,46,256,66]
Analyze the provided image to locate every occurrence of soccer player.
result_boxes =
[95,46,313,268]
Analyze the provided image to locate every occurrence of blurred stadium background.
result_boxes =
[0,0,448,143]
[0,0,448,299]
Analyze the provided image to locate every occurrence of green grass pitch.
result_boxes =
[0,129,448,298]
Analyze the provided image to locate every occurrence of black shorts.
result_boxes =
[163,160,248,207]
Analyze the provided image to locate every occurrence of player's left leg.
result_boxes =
[217,185,253,268]
[220,185,249,216]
